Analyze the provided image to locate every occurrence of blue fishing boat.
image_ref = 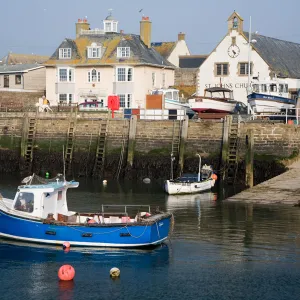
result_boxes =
[247,79,296,113]
[0,174,173,248]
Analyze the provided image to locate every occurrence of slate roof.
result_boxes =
[244,32,300,78]
[179,55,207,68]
[45,34,174,68]
[0,64,44,73]
[0,53,49,65]
[151,42,176,58]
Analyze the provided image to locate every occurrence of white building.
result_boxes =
[152,32,191,67]
[45,14,175,108]
[197,11,300,103]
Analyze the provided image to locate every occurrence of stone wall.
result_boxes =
[175,68,198,86]
[0,113,300,177]
[0,91,45,107]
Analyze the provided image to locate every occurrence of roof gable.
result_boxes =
[151,42,176,58]
[244,32,300,78]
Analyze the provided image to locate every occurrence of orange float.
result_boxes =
[88,219,96,224]
[58,265,75,281]
[211,174,218,180]
[63,241,70,250]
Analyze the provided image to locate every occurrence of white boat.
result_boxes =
[164,154,217,195]
[150,88,190,110]
[248,78,296,113]
[188,87,237,113]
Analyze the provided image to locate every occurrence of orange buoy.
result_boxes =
[211,174,218,180]
[88,219,96,224]
[63,241,71,250]
[58,265,75,281]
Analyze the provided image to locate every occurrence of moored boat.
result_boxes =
[188,87,237,113]
[247,79,296,113]
[0,174,172,248]
[164,154,217,195]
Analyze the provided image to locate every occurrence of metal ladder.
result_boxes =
[115,120,130,179]
[65,120,76,174]
[24,117,37,173]
[93,119,108,178]
[171,120,182,157]
[226,115,240,184]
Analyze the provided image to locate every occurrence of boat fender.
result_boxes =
[63,241,71,250]
[211,174,218,180]
[140,212,151,218]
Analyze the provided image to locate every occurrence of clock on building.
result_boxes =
[228,45,240,58]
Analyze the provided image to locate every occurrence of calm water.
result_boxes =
[0,175,300,300]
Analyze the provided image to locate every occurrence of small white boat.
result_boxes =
[164,154,217,195]
[150,88,190,110]
[188,87,237,113]
[248,78,296,113]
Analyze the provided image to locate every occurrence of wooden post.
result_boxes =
[221,116,230,180]
[245,129,254,188]
[178,115,189,174]
[127,115,137,167]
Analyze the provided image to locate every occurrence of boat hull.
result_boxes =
[164,179,215,195]
[0,209,171,248]
[188,98,236,113]
[247,93,296,113]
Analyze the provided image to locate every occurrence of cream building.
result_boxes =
[45,14,175,108]
[197,11,300,103]
[152,32,191,67]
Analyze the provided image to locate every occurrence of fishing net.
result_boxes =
[21,173,65,185]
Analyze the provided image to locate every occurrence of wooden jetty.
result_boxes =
[226,160,300,205]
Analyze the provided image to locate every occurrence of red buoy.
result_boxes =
[58,265,75,281]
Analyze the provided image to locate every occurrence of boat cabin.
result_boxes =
[151,88,180,102]
[203,87,234,100]
[251,80,289,98]
[12,180,78,220]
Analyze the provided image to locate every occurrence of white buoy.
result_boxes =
[103,180,107,185]
[110,267,120,278]
[143,178,151,184]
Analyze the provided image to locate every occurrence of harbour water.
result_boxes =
[0,175,300,299]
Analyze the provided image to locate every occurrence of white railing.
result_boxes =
[80,28,105,35]
[250,107,300,124]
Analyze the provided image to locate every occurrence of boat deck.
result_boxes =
[226,160,300,205]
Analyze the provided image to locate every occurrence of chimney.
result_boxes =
[178,32,185,41]
[140,16,152,48]
[76,18,90,38]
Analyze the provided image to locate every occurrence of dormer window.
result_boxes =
[87,44,102,58]
[117,47,130,58]
[59,48,71,59]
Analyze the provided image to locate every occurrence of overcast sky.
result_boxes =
[1,0,299,59]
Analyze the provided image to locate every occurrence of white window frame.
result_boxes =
[59,94,74,104]
[58,67,75,82]
[88,69,101,82]
[87,46,102,58]
[117,94,132,108]
[116,67,133,82]
[59,48,72,59]
[152,72,156,87]
[117,47,130,58]
[239,62,253,76]
[215,63,229,76]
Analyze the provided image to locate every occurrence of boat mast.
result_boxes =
[196,153,201,182]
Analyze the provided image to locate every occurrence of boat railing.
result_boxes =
[101,205,151,214]
[250,107,300,124]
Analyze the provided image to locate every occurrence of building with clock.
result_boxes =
[197,11,300,103]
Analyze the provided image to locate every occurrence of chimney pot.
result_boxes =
[142,16,150,21]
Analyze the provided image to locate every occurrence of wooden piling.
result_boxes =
[127,115,137,167]
[245,129,254,188]
[221,116,230,180]
[178,116,189,174]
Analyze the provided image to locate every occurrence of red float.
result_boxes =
[58,265,75,281]
[107,95,120,118]
[63,241,70,249]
